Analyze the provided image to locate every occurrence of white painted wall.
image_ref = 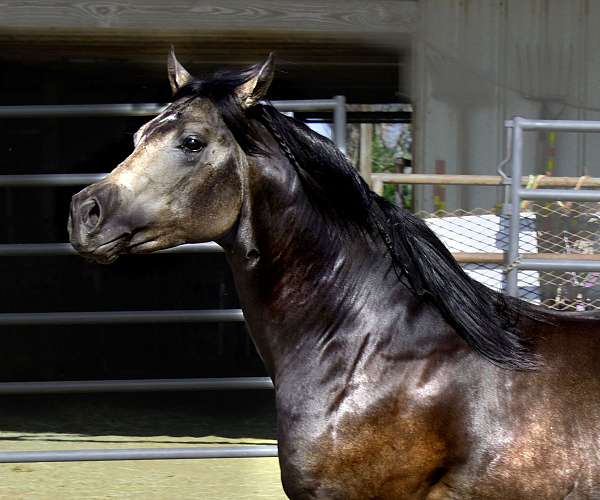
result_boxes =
[413,0,600,212]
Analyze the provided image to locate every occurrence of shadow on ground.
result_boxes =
[0,391,277,443]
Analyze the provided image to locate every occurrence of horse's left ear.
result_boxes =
[167,46,193,94]
[235,53,275,109]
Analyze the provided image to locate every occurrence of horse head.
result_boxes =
[68,49,274,263]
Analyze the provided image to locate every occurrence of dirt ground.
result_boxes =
[0,392,286,499]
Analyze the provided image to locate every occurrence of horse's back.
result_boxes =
[536,310,600,372]
[456,313,600,498]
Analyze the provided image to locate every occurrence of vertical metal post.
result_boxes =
[506,117,523,297]
[498,124,513,293]
[333,95,347,154]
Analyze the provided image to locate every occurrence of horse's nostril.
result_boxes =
[82,199,102,231]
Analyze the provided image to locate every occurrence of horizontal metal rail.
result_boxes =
[0,103,165,117]
[272,98,344,112]
[0,173,107,187]
[506,118,600,132]
[0,242,222,256]
[0,377,273,394]
[0,309,243,325]
[517,259,600,272]
[0,244,524,263]
[9,245,600,265]
[519,189,600,202]
[0,99,342,117]
[0,445,279,463]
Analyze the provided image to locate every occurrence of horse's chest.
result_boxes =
[276,404,448,500]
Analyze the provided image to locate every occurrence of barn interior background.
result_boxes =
[2,0,600,498]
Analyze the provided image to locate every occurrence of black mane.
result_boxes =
[175,70,545,370]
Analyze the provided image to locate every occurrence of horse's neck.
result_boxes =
[220,158,434,381]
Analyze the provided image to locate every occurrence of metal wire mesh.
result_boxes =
[519,201,600,311]
[419,201,600,311]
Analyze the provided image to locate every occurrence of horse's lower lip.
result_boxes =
[94,235,127,253]
[126,239,156,253]
[79,234,129,263]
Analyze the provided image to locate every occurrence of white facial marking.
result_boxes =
[114,170,139,191]
[156,113,178,125]
[135,111,178,146]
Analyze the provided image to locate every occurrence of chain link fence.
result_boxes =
[375,175,600,312]
[421,200,600,311]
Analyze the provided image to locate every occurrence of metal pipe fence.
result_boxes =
[0,99,344,117]
[0,446,279,463]
[372,166,600,305]
[517,259,600,272]
[0,173,107,187]
[519,188,600,202]
[0,309,244,325]
[0,242,223,256]
[0,377,273,395]
[0,98,346,153]
[506,117,600,296]
[0,98,345,463]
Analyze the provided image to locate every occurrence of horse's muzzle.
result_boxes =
[68,182,130,264]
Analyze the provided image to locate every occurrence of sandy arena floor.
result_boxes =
[0,392,286,499]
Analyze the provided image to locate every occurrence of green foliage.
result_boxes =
[371,131,412,208]
[372,133,397,174]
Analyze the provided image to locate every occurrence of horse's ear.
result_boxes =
[235,52,275,109]
[167,46,193,94]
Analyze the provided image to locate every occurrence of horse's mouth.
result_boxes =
[126,239,158,253]
[125,232,174,254]
[71,228,169,263]
[77,233,131,265]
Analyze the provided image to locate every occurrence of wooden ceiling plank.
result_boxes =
[0,1,417,34]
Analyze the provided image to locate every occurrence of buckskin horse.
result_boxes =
[68,51,600,499]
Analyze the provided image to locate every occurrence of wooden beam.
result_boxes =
[453,253,600,265]
[372,173,600,188]
[0,1,417,34]
[453,253,505,264]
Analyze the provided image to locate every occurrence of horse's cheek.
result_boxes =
[183,161,243,240]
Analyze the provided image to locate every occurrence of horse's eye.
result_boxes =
[181,136,204,152]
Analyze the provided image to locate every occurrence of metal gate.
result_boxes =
[0,97,346,463]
